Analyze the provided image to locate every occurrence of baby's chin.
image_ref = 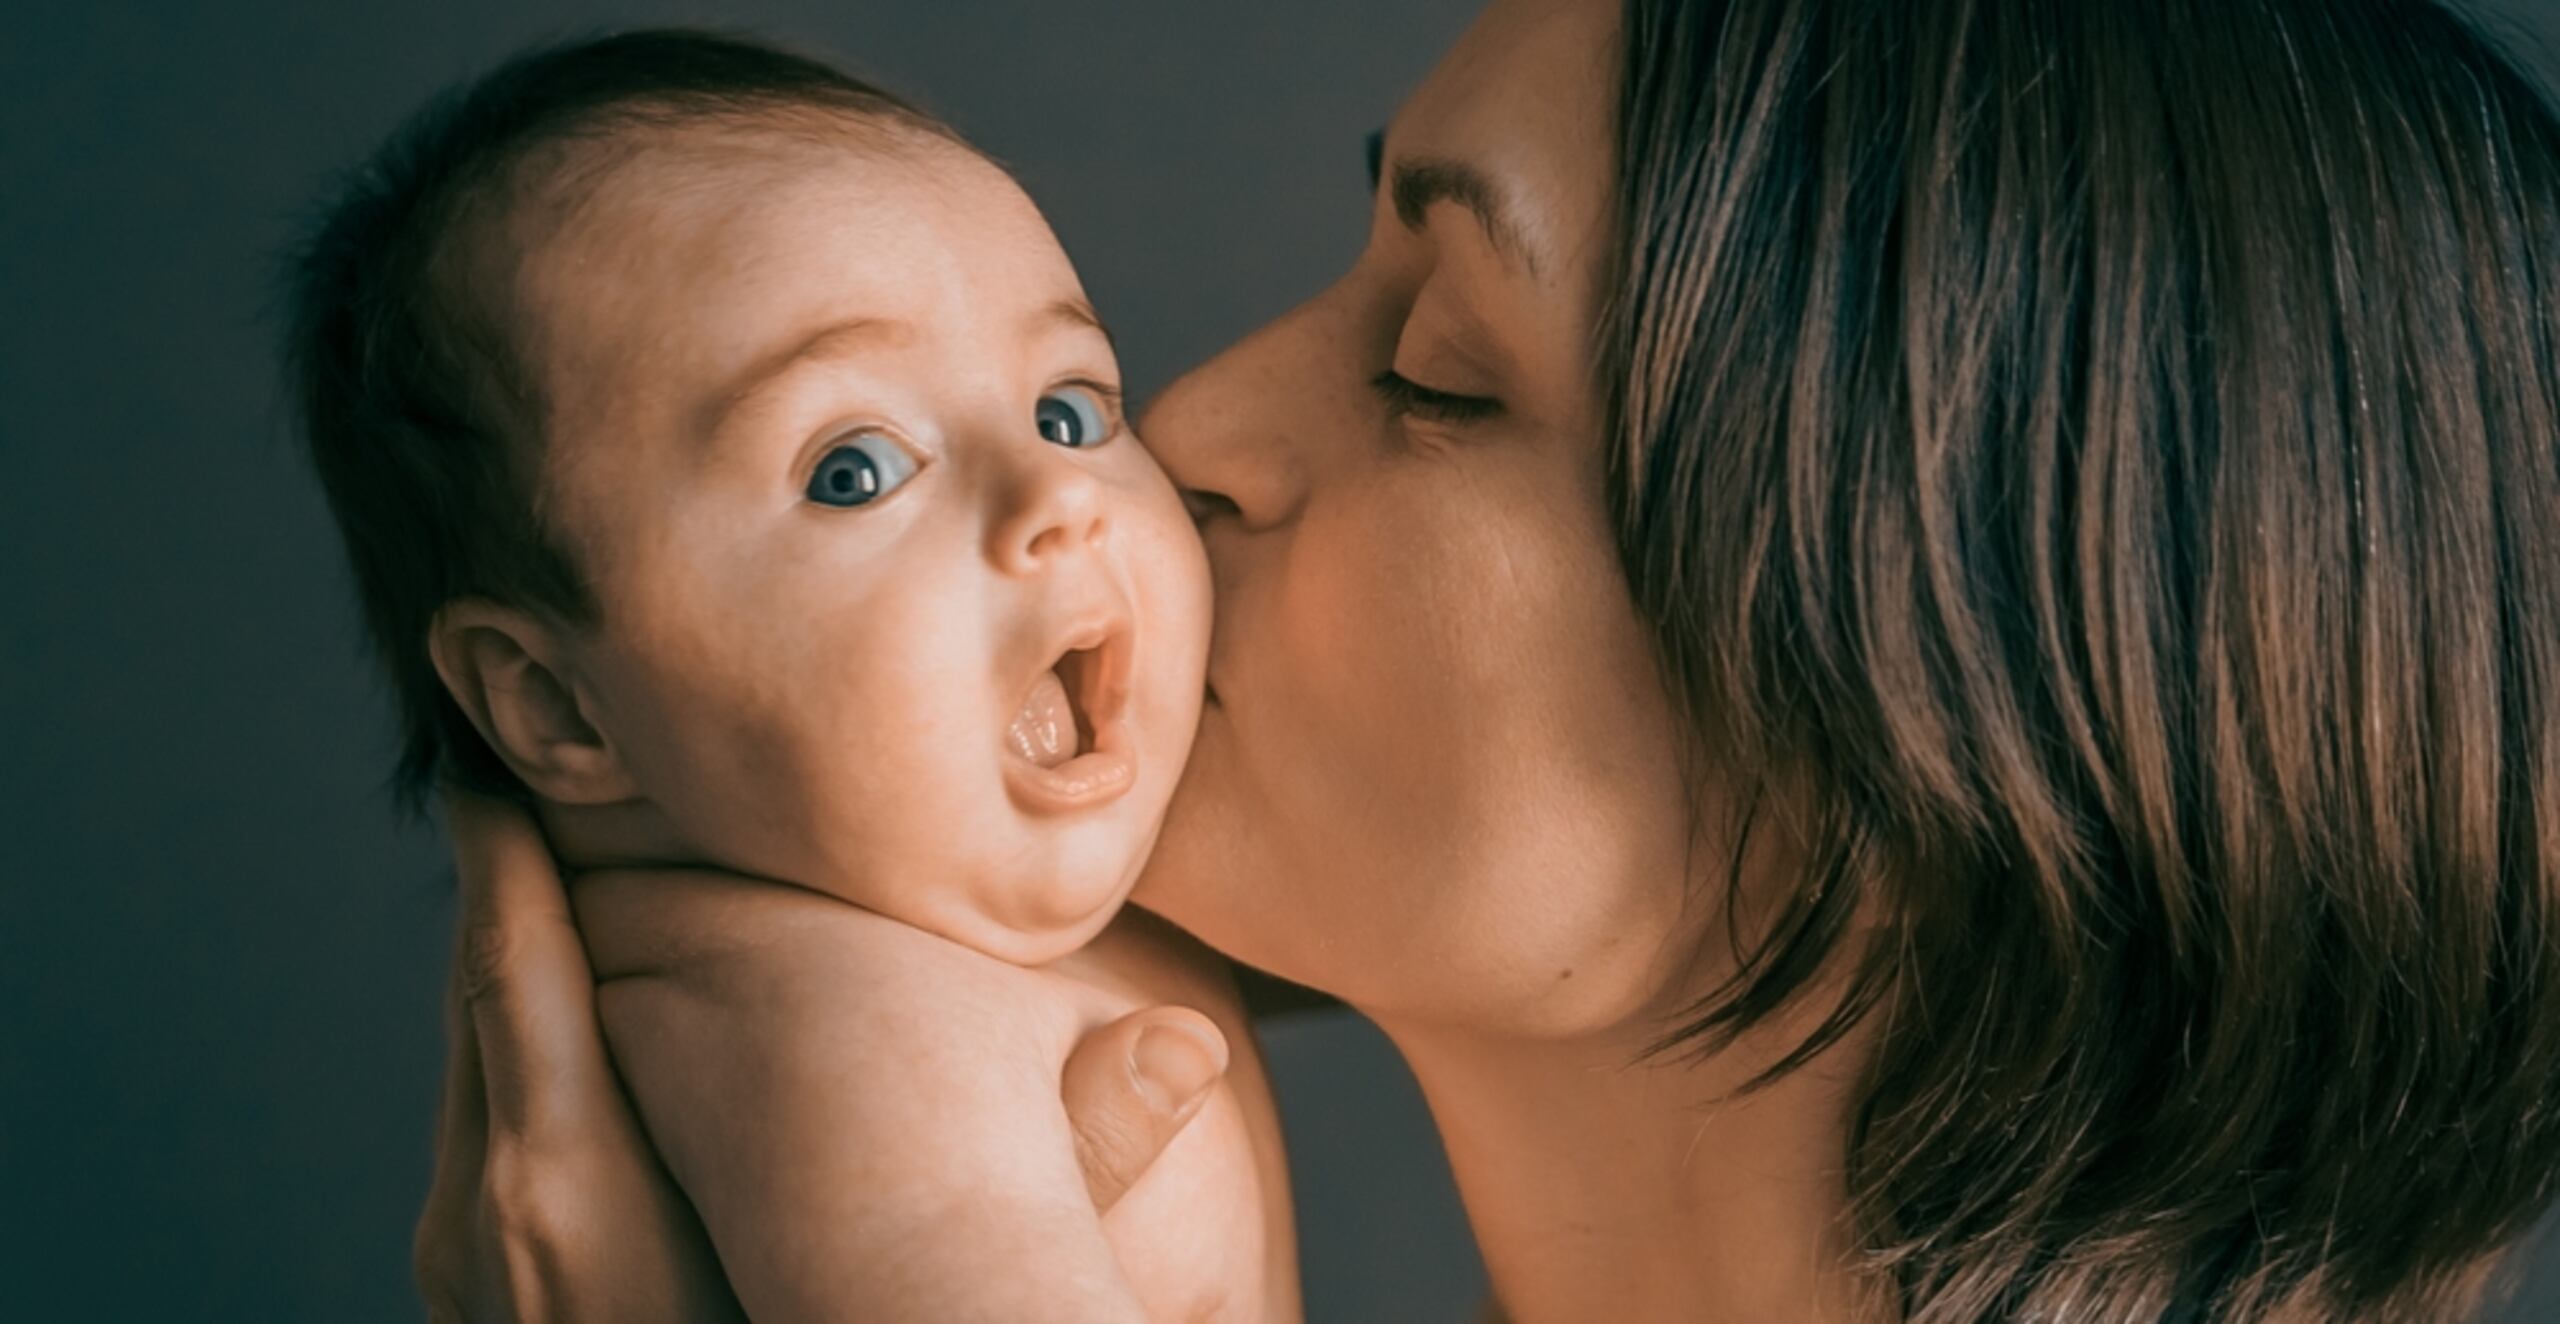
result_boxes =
[857,830,1155,969]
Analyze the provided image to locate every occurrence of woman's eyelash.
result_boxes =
[1370,369,1503,425]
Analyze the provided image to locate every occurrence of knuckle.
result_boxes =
[411,1234,447,1297]
[482,1141,577,1257]
[456,913,516,1008]
[1073,1106,1144,1194]
[412,1229,465,1321]
[413,1198,459,1280]
[1076,1097,1143,1157]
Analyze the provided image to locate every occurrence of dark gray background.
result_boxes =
[5,2,2559,1321]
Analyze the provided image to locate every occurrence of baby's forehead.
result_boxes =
[498,118,1041,382]
[487,113,1083,462]
[506,112,982,270]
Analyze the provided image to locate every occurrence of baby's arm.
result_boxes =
[570,867,1151,1324]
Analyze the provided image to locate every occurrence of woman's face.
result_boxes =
[1135,0,1708,1037]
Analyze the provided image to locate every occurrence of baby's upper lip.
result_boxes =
[1024,592,1135,735]
[1057,618,1132,732]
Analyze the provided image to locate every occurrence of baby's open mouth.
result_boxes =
[1001,624,1137,813]
[1007,646,1103,768]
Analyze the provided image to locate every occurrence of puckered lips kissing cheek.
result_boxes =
[1001,591,1139,815]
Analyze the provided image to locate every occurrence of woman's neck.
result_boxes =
[1369,1005,1883,1324]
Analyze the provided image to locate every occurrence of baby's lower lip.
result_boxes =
[1002,735,1137,814]
[1001,619,1136,813]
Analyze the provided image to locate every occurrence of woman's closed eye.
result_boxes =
[1370,368,1504,426]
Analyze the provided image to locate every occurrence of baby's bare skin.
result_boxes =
[422,115,1291,1319]
[573,869,1295,1323]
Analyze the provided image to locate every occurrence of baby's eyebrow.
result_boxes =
[698,302,1112,447]
[1038,297,1115,353]
[700,316,903,441]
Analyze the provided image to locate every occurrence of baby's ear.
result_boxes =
[428,600,636,806]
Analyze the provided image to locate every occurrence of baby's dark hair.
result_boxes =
[284,30,958,809]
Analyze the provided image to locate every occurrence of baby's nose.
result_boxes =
[989,451,1108,575]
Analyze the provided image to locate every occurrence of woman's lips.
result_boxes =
[1002,626,1137,814]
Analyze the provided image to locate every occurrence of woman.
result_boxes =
[412,0,2560,1318]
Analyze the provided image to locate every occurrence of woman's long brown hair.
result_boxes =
[1605,0,2560,1317]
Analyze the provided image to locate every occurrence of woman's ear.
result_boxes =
[428,600,638,807]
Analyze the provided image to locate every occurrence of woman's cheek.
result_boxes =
[1359,450,1670,796]
[1265,459,1696,1026]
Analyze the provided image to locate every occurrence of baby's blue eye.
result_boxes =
[1034,386,1114,449]
[805,433,918,508]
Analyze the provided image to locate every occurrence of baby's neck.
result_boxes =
[538,797,707,875]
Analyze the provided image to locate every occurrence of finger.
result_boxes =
[421,949,487,1228]
[436,937,488,1167]
[1061,1005,1228,1212]
[415,983,486,1319]
[443,786,615,1143]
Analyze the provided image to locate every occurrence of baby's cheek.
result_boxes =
[608,601,854,860]
[1119,451,1213,625]
[1140,526,1214,695]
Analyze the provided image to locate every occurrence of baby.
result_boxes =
[287,30,1295,1323]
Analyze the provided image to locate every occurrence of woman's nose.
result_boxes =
[988,448,1108,576]
[1137,301,1329,533]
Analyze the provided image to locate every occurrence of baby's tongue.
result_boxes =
[1006,668,1077,768]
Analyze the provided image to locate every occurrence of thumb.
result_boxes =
[1061,1005,1229,1212]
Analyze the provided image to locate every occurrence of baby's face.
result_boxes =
[511,126,1209,964]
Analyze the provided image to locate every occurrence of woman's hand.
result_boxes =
[412,790,1230,1322]
[412,792,740,1323]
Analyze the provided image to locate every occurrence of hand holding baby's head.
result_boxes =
[291,31,1210,965]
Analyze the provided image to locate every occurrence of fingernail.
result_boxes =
[1132,1021,1225,1114]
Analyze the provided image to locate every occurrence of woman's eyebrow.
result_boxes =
[1365,128,1541,275]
